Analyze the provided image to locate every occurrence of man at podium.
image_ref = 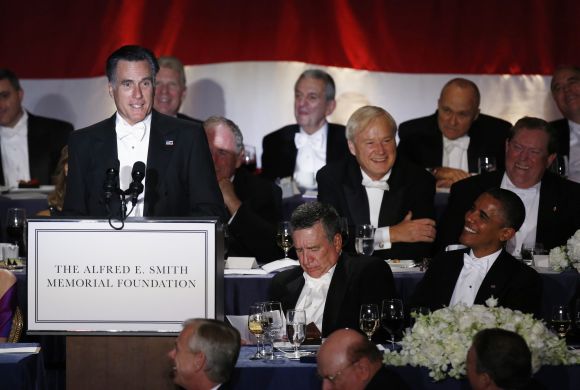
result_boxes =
[63,45,226,219]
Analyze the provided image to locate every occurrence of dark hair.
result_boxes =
[0,68,22,91]
[184,318,241,384]
[483,188,526,231]
[508,116,558,155]
[472,328,532,389]
[296,69,336,101]
[105,45,159,84]
[441,78,481,107]
[290,202,340,243]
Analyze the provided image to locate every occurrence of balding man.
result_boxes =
[317,329,408,390]
[398,78,511,188]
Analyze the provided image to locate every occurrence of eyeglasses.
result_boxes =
[318,359,358,383]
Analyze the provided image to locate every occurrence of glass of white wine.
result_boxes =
[551,304,571,338]
[248,303,267,360]
[286,309,306,359]
[277,221,293,259]
[355,224,375,256]
[359,304,379,341]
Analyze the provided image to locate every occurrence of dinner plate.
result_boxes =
[386,259,416,268]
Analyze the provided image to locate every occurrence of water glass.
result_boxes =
[477,156,497,174]
[355,224,375,256]
[6,208,27,257]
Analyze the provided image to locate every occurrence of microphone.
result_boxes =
[127,161,146,206]
[103,160,120,204]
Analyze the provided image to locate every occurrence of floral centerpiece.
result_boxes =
[549,229,580,272]
[383,298,580,381]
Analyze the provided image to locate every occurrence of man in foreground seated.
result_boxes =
[204,116,283,262]
[269,202,396,340]
[317,328,409,390]
[467,328,541,390]
[412,188,542,317]
[168,318,240,390]
[437,116,580,256]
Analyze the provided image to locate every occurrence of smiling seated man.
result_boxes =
[269,201,396,340]
[411,188,542,317]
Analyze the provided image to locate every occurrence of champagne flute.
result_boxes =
[286,309,306,359]
[248,303,267,360]
[359,304,379,341]
[263,301,285,360]
[6,208,27,257]
[276,221,293,259]
[355,224,375,256]
[340,217,350,249]
[381,298,404,349]
[551,305,571,338]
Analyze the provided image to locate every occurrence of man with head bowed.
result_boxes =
[63,45,226,219]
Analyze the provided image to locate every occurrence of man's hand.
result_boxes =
[390,211,436,243]
[433,167,470,188]
[218,179,242,215]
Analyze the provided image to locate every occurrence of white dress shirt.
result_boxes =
[567,120,580,183]
[442,135,470,171]
[116,113,151,217]
[0,111,30,188]
[360,169,393,251]
[501,174,540,257]
[293,123,327,190]
[295,265,335,332]
[449,249,501,306]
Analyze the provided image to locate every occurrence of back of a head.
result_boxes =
[290,202,340,243]
[472,328,532,389]
[483,188,526,232]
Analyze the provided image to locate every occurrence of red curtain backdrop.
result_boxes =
[2,0,579,78]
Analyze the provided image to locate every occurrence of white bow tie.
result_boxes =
[117,121,146,142]
[295,132,324,150]
[362,177,389,191]
[0,126,20,139]
[444,136,470,153]
[304,272,332,290]
[463,253,487,272]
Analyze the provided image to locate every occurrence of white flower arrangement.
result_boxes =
[383,298,580,381]
[548,229,580,272]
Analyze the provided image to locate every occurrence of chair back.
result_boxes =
[8,306,23,342]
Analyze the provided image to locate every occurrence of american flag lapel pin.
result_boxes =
[165,140,174,146]
[490,284,496,289]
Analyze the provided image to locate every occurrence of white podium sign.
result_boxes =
[27,218,223,334]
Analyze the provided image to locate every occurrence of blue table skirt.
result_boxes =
[0,343,46,390]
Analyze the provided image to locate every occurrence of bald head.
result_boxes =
[437,78,481,140]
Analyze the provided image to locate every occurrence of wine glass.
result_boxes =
[248,303,267,360]
[263,301,285,360]
[286,309,306,359]
[359,304,379,341]
[477,156,497,174]
[242,144,257,172]
[277,221,293,259]
[381,298,404,349]
[551,305,571,338]
[6,208,27,257]
[339,217,349,249]
[355,224,375,256]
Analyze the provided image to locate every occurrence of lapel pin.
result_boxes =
[553,206,557,212]
[490,285,496,289]
[165,140,174,146]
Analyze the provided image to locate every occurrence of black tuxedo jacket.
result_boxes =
[550,118,570,157]
[411,249,542,317]
[0,112,72,185]
[436,170,580,252]
[176,112,204,126]
[398,112,511,173]
[261,123,349,181]
[63,111,226,219]
[269,253,396,339]
[228,167,284,263]
[367,366,409,390]
[317,155,436,260]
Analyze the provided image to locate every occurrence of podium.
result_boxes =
[27,218,224,389]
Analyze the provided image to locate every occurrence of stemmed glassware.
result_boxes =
[262,301,285,360]
[340,217,350,249]
[355,224,375,256]
[242,144,257,172]
[248,303,268,360]
[359,304,379,341]
[381,299,405,349]
[286,309,306,359]
[551,305,571,338]
[277,221,293,259]
[6,208,27,257]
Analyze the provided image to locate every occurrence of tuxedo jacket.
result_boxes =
[228,166,284,263]
[261,123,349,181]
[317,155,436,260]
[269,253,396,338]
[436,170,580,252]
[63,110,227,219]
[367,366,410,390]
[550,118,570,157]
[0,112,72,185]
[398,112,511,173]
[176,112,204,126]
[411,249,542,317]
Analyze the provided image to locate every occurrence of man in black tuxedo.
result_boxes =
[398,78,511,188]
[550,65,580,183]
[317,329,409,390]
[0,68,73,187]
[437,117,580,255]
[153,56,203,125]
[261,69,349,189]
[168,318,240,390]
[203,116,283,263]
[269,202,396,340]
[63,45,226,219]
[412,188,542,317]
[317,105,436,260]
